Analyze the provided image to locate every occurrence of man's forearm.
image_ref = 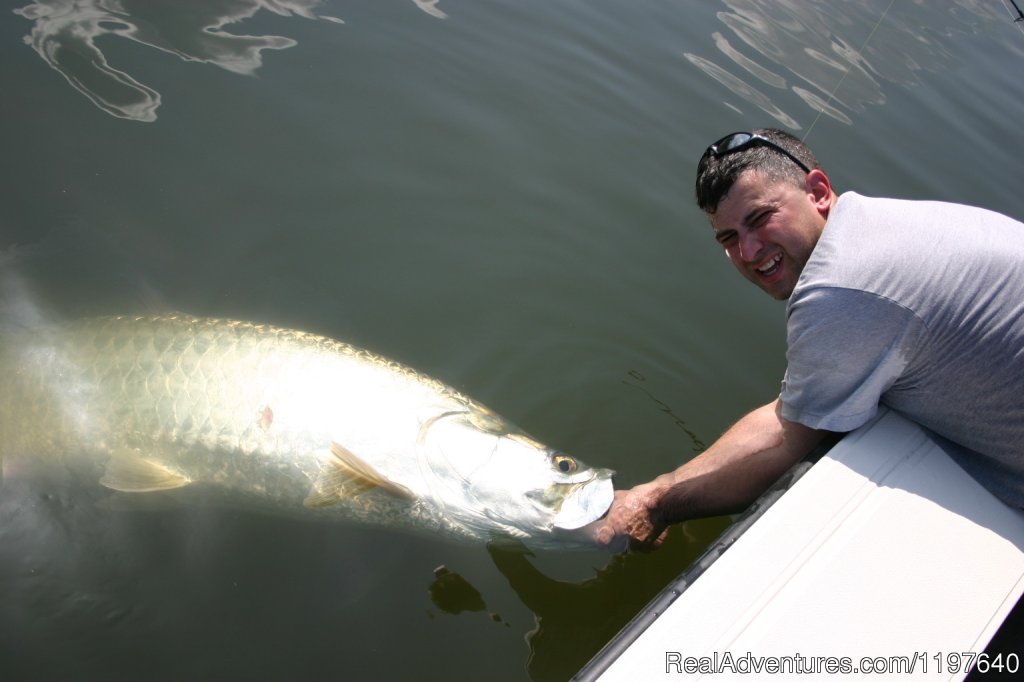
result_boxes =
[655,399,827,523]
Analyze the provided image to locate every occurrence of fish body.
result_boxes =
[0,315,614,548]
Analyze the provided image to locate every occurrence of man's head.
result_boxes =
[695,129,837,300]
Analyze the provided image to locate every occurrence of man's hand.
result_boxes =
[593,482,671,551]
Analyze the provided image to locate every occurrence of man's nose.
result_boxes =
[738,230,764,262]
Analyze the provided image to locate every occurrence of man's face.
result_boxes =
[708,170,830,300]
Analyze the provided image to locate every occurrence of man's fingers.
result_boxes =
[590,485,671,553]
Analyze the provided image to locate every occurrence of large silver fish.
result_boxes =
[0,314,614,548]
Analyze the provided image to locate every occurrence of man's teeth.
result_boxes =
[756,254,782,273]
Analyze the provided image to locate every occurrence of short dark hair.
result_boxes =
[695,128,821,214]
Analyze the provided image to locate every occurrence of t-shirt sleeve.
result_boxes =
[780,287,926,432]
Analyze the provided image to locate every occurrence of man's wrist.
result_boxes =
[653,481,689,526]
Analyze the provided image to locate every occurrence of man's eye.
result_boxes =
[716,232,737,245]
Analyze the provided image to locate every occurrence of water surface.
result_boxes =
[2,1,1022,679]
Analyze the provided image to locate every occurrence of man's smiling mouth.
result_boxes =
[756,253,782,276]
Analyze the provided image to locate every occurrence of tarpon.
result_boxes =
[0,314,614,548]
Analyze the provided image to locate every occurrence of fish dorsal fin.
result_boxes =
[100,450,192,493]
[303,442,415,508]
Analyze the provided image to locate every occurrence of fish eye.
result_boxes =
[552,454,577,474]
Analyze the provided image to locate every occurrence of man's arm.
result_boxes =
[594,399,828,548]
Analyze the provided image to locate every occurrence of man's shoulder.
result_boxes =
[794,194,903,297]
[796,191,1012,300]
[831,191,1023,231]
[829,191,941,229]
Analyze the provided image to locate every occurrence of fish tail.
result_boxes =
[0,245,51,332]
[1,225,170,327]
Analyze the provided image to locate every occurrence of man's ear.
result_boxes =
[805,169,834,217]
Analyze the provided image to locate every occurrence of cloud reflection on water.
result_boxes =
[12,0,444,122]
[689,0,1006,129]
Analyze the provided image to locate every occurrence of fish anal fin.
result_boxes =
[100,450,191,493]
[303,442,414,508]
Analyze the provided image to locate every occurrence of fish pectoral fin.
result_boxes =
[100,450,192,493]
[303,442,415,508]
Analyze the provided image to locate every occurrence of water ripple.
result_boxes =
[689,0,1007,128]
[711,31,786,89]
[683,52,800,129]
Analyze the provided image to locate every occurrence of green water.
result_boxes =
[1,1,1022,679]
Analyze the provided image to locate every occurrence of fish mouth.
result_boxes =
[551,469,615,530]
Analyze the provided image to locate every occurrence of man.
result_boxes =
[595,128,1024,548]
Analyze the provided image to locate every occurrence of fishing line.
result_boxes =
[999,0,1024,35]
[803,0,897,142]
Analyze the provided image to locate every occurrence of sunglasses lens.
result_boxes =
[701,132,809,174]
[719,133,752,152]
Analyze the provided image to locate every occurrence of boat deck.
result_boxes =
[577,409,1024,681]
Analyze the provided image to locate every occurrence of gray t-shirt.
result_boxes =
[780,192,1024,507]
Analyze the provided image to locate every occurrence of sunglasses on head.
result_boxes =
[700,132,811,174]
